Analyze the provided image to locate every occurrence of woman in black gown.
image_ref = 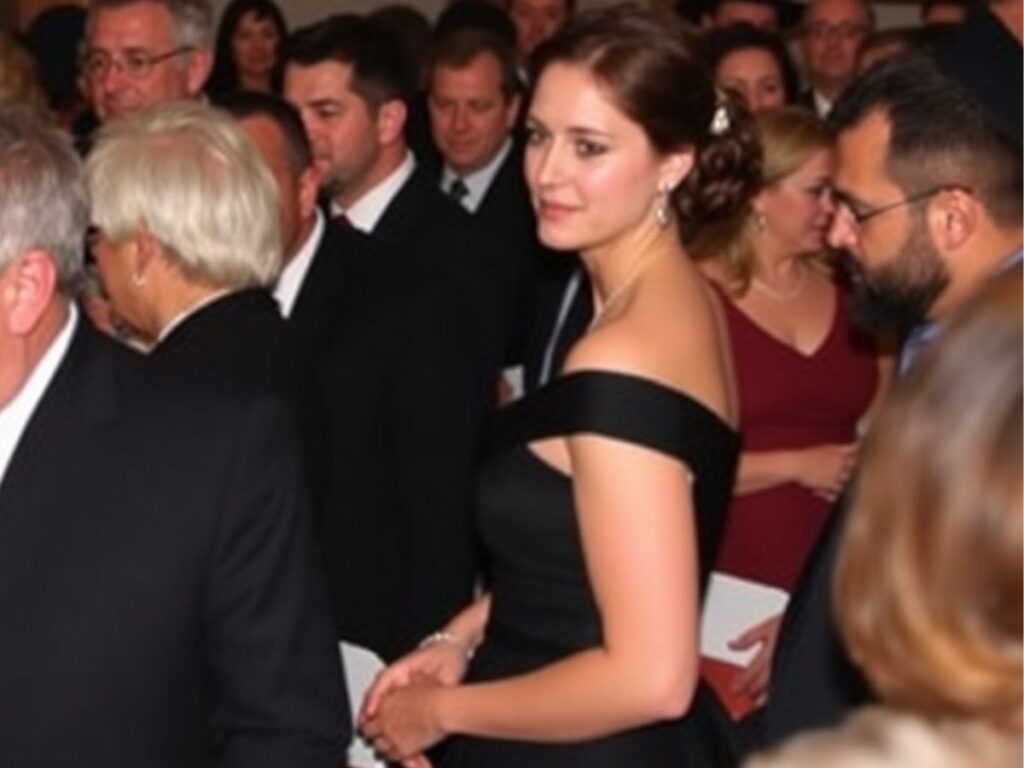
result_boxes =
[361,6,761,765]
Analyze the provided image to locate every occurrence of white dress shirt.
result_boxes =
[275,209,326,319]
[0,304,78,484]
[812,90,833,119]
[440,138,513,214]
[333,151,416,233]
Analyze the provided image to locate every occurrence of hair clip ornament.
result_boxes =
[709,104,730,136]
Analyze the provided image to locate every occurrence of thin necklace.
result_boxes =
[751,263,808,301]
[589,247,664,328]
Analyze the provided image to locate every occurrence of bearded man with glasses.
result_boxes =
[83,0,213,123]
[760,51,1022,749]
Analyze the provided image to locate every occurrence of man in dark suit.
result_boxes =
[0,107,345,766]
[761,52,1023,747]
[426,27,572,388]
[85,101,329,521]
[226,92,485,666]
[284,13,525,379]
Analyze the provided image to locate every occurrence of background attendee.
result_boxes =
[0,32,48,115]
[854,28,914,74]
[427,29,522,215]
[83,0,214,124]
[704,24,801,112]
[284,13,525,378]
[370,4,434,88]
[0,103,346,768]
[761,51,1022,747]
[22,5,89,130]
[920,0,971,25]
[207,0,287,96]
[797,0,874,117]
[702,0,779,30]
[507,0,572,64]
[695,107,884,732]
[360,6,756,765]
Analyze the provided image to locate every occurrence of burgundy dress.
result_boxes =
[715,280,878,591]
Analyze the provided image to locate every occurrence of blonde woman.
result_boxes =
[696,107,889,720]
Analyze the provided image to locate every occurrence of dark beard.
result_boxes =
[841,225,950,338]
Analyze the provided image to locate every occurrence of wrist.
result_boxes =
[419,629,476,660]
[433,684,462,736]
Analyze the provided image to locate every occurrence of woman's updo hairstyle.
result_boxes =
[530,3,761,241]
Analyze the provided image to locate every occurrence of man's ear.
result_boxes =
[187,46,215,97]
[3,249,59,336]
[376,99,409,146]
[298,165,321,221]
[929,187,977,254]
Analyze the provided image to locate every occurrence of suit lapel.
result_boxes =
[0,322,121,527]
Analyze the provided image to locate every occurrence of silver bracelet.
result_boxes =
[419,630,475,660]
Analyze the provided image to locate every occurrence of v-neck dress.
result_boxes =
[442,370,741,767]
[713,280,878,590]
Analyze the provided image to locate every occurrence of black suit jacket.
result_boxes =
[760,493,871,747]
[150,288,328,520]
[287,221,485,662]
[0,318,347,767]
[930,8,1023,150]
[374,165,526,377]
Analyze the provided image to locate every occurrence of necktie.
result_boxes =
[448,178,469,206]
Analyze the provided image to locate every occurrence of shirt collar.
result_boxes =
[0,303,78,483]
[275,209,325,319]
[812,90,833,118]
[334,151,416,232]
[441,138,513,213]
[899,246,1024,377]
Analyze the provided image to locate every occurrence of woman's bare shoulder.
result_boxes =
[563,300,734,426]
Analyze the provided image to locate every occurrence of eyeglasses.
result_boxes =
[81,46,195,80]
[803,22,869,40]
[831,186,948,226]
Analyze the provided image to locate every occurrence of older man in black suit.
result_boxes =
[0,108,345,766]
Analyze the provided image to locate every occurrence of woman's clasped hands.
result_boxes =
[358,636,470,767]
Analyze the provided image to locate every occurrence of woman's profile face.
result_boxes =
[523,62,670,254]
[231,11,280,80]
[757,147,835,255]
[716,47,786,113]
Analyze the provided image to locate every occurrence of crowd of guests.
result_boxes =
[0,0,1020,765]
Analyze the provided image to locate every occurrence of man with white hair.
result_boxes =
[87,100,331,513]
[0,105,347,767]
[82,0,213,123]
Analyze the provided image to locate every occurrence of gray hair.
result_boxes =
[87,101,282,289]
[0,107,87,294]
[87,0,214,50]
